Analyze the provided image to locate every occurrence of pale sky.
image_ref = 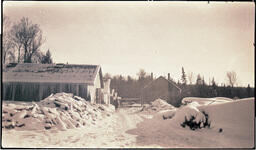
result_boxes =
[3,1,255,87]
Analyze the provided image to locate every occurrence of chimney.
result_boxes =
[168,73,170,81]
[151,72,153,80]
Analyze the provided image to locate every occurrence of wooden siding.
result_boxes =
[167,83,182,106]
[2,82,89,102]
[141,77,181,107]
[142,78,169,104]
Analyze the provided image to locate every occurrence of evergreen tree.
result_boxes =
[211,77,216,87]
[177,80,181,85]
[202,76,205,86]
[41,49,53,64]
[247,84,251,97]
[196,74,202,85]
[211,77,217,97]
[181,67,187,85]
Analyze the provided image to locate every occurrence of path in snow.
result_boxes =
[2,108,142,148]
[2,104,254,148]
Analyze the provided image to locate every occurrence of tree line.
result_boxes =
[2,15,53,66]
[106,68,254,99]
[105,69,153,98]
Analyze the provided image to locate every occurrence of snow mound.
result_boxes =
[156,109,177,120]
[182,97,232,106]
[197,97,254,132]
[2,93,114,131]
[141,99,176,113]
[171,102,209,130]
[171,97,254,134]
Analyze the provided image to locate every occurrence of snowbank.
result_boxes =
[197,97,254,134]
[182,97,232,106]
[171,102,207,129]
[141,99,176,113]
[128,97,254,148]
[2,93,114,131]
[168,97,254,147]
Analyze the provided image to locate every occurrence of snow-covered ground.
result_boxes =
[2,109,142,148]
[140,98,177,114]
[182,97,233,105]
[2,95,254,148]
[129,97,254,148]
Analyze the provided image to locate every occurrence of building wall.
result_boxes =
[141,77,181,107]
[167,84,182,107]
[89,71,103,104]
[141,78,169,104]
[103,79,111,94]
[95,71,102,104]
[102,79,111,105]
[94,71,102,89]
[2,82,89,101]
[88,85,96,103]
[2,64,104,103]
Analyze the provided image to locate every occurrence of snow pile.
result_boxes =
[2,93,114,131]
[197,97,254,133]
[127,97,254,148]
[170,97,254,133]
[141,99,176,113]
[156,109,177,120]
[170,102,210,130]
[182,97,232,106]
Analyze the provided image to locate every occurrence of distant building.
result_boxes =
[141,74,182,107]
[2,63,109,103]
[102,78,111,105]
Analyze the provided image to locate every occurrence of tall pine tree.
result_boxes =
[41,49,53,64]
[211,77,216,87]
[181,67,187,85]
[196,74,202,85]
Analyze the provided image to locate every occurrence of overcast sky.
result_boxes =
[3,1,255,87]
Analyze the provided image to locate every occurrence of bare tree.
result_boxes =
[103,73,112,79]
[10,17,44,63]
[137,69,147,80]
[187,71,194,85]
[32,51,44,63]
[2,15,15,65]
[226,71,237,87]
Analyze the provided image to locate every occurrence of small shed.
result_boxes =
[2,63,104,103]
[141,75,182,107]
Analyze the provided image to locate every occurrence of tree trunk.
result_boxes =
[2,51,6,65]
[18,46,21,63]
[24,44,28,63]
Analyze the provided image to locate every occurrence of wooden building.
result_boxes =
[2,63,106,103]
[98,78,111,105]
[141,74,182,107]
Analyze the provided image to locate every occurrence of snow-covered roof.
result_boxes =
[3,63,103,85]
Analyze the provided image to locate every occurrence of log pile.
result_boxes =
[2,93,114,131]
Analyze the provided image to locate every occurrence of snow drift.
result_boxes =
[182,97,233,105]
[197,97,254,134]
[169,97,254,147]
[128,97,254,148]
[141,99,176,113]
[170,102,209,130]
[2,93,114,131]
